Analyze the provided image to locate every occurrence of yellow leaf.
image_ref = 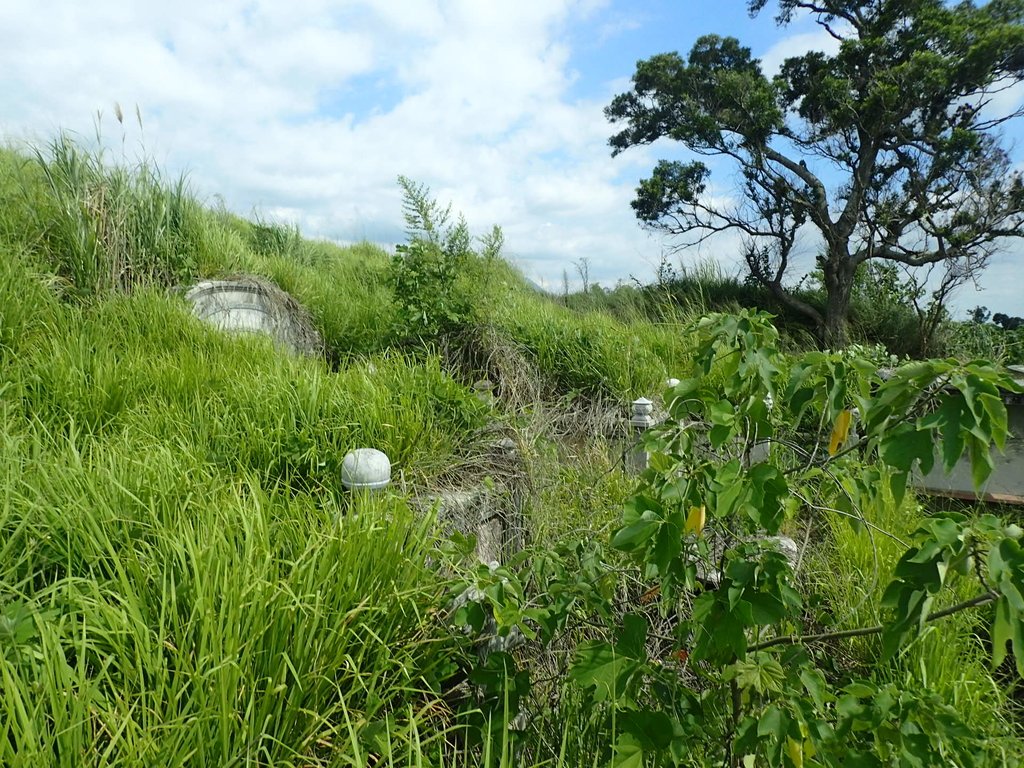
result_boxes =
[684,505,706,536]
[786,737,804,768]
[828,409,853,456]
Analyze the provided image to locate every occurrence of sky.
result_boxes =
[1,0,1021,318]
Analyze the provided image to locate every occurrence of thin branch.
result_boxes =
[748,590,1000,653]
[789,488,907,547]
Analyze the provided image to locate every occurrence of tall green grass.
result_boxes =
[808,473,1022,758]
[10,290,489,484]
[18,135,201,297]
[488,287,694,400]
[0,135,687,765]
[0,428,466,765]
[0,275,495,765]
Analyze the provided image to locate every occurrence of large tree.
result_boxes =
[607,0,1024,346]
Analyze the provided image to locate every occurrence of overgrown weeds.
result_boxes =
[23,134,201,297]
[2,132,1022,766]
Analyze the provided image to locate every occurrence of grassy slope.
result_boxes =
[0,139,1020,766]
[0,210,479,764]
[0,140,694,766]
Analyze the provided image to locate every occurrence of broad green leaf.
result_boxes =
[709,423,732,448]
[747,592,786,624]
[979,391,1009,450]
[692,595,748,661]
[709,398,736,425]
[881,586,932,661]
[746,464,788,533]
[618,710,676,750]
[844,682,875,698]
[879,424,934,473]
[652,521,682,573]
[787,386,816,422]
[786,737,805,768]
[730,656,785,694]
[826,363,847,417]
[889,470,908,509]
[842,751,883,767]
[611,734,644,768]
[895,546,946,592]
[1013,607,1024,678]
[800,668,829,709]
[619,613,649,659]
[922,396,966,473]
[0,601,39,649]
[926,516,963,547]
[757,704,785,739]
[1002,577,1024,613]
[992,597,1013,670]
[712,458,743,487]
[726,559,757,587]
[660,475,689,503]
[569,641,637,703]
[968,436,994,492]
[453,601,487,633]
[990,538,1009,584]
[836,693,865,720]
[612,516,659,551]
[713,463,745,517]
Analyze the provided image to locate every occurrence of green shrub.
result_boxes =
[391,237,475,338]
[388,177,501,342]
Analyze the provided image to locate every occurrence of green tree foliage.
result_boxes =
[969,305,992,324]
[994,311,1024,330]
[606,0,1024,347]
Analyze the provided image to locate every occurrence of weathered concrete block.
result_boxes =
[430,488,507,564]
[915,374,1024,504]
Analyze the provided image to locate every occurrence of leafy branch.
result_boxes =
[450,308,1024,766]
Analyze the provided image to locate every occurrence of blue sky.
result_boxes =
[1,0,1021,317]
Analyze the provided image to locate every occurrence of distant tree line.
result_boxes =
[970,306,1024,330]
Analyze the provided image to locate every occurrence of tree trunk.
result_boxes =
[820,256,855,349]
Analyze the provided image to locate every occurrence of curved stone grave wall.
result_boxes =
[184,278,322,356]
